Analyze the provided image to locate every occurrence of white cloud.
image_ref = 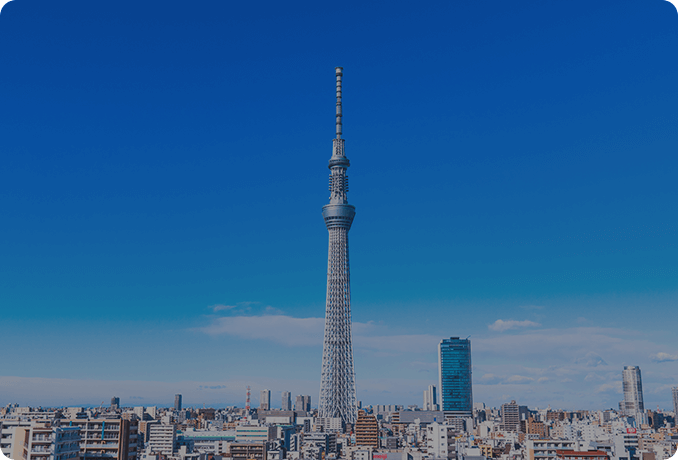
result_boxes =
[488,319,541,332]
[201,315,325,346]
[505,375,534,384]
[650,352,678,363]
[200,314,439,353]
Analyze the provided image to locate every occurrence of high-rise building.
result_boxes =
[622,366,646,425]
[355,410,378,448]
[438,337,473,416]
[111,397,120,410]
[318,67,358,426]
[174,394,182,411]
[295,395,311,412]
[673,387,678,419]
[423,384,438,411]
[260,389,271,410]
[282,391,292,411]
[500,400,520,432]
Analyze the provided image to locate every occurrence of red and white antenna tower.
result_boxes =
[245,386,251,411]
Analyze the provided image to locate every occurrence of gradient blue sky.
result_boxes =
[1,0,677,410]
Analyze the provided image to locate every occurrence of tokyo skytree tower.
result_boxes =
[318,67,358,425]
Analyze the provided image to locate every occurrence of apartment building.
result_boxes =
[65,418,138,460]
[10,422,80,460]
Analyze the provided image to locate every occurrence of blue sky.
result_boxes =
[1,0,677,410]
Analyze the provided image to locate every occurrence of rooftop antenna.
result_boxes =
[335,67,343,139]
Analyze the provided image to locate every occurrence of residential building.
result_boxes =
[1,419,33,456]
[295,396,310,412]
[230,442,266,460]
[315,417,343,433]
[10,422,80,460]
[524,417,547,438]
[673,387,678,420]
[148,424,175,455]
[282,392,292,411]
[302,432,337,454]
[111,398,121,410]
[260,390,271,411]
[501,401,520,432]
[355,411,378,448]
[438,337,473,417]
[174,395,182,411]
[426,422,457,459]
[526,440,577,460]
[555,451,608,460]
[66,418,138,460]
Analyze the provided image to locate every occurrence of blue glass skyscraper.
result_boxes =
[438,337,473,416]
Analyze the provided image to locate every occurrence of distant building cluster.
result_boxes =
[1,365,677,460]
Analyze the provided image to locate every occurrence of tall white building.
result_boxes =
[423,385,438,411]
[426,422,456,459]
[260,389,271,410]
[622,366,646,425]
[148,424,176,455]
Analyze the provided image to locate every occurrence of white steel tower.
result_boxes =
[319,67,358,425]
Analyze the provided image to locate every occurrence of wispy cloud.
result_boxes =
[575,352,607,367]
[210,304,237,312]
[477,374,534,385]
[200,309,441,354]
[650,352,678,363]
[488,319,541,332]
[595,381,622,394]
[201,315,325,346]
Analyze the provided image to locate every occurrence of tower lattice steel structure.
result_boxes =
[319,67,358,425]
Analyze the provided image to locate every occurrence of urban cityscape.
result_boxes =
[1,3,678,460]
[2,67,678,460]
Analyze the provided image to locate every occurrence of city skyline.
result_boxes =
[1,0,677,410]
